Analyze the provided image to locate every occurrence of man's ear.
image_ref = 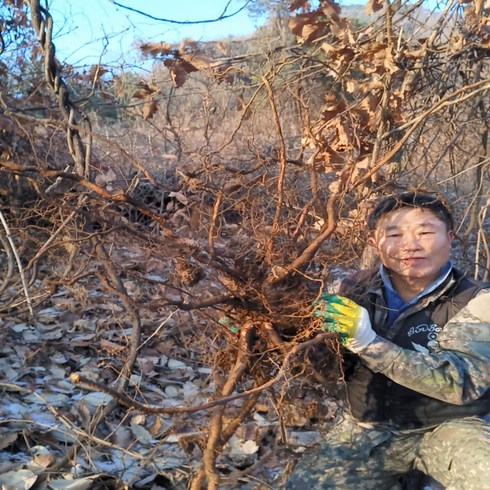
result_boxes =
[367,236,378,250]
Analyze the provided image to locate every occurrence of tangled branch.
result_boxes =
[70,332,335,415]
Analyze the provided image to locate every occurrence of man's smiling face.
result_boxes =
[369,207,454,292]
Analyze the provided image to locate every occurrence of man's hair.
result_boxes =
[367,191,454,231]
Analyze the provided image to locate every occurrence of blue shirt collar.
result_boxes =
[380,261,453,311]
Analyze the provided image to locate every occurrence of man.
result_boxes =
[287,191,490,489]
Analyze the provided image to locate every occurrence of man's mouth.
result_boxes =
[401,257,425,264]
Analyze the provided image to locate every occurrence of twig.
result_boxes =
[199,320,257,490]
[262,73,288,265]
[70,332,335,415]
[0,159,170,231]
[0,229,14,295]
[0,210,34,319]
[352,81,490,191]
[137,309,178,351]
[112,0,253,24]
[475,197,490,281]
[25,207,81,270]
[94,240,141,387]
[142,292,235,310]
[0,382,145,468]
[208,189,223,255]
[264,193,338,285]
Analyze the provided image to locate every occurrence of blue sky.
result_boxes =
[49,1,370,68]
[49,0,263,66]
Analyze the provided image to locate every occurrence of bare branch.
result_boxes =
[70,332,336,414]
[112,0,254,25]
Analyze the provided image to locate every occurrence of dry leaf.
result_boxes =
[130,422,154,445]
[0,431,18,451]
[31,452,55,469]
[48,476,100,490]
[366,0,384,14]
[139,42,174,57]
[88,65,107,82]
[321,0,341,18]
[100,338,126,354]
[131,89,150,100]
[289,12,327,43]
[164,58,199,88]
[149,416,163,437]
[180,53,212,71]
[289,0,309,11]
[142,97,159,120]
[0,470,38,490]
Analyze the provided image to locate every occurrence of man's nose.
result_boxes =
[401,233,422,249]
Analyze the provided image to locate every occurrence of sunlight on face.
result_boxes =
[368,208,454,292]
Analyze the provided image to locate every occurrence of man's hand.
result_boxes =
[314,294,376,352]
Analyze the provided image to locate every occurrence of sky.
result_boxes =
[49,0,264,67]
[48,1,368,69]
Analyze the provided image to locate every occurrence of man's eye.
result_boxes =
[420,232,434,236]
[387,234,401,238]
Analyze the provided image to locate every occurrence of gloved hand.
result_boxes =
[314,294,376,352]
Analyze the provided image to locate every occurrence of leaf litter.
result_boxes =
[0,232,341,490]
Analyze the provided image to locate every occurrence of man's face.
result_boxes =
[368,207,454,289]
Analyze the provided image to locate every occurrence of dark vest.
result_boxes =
[340,268,490,429]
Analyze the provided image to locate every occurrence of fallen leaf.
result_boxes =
[0,431,18,451]
[130,422,154,445]
[31,452,55,469]
[74,391,113,408]
[0,470,38,490]
[48,476,99,490]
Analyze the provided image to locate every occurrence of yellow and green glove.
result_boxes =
[314,293,376,352]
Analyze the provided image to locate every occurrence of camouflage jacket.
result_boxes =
[340,267,490,429]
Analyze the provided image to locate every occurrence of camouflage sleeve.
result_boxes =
[356,290,490,405]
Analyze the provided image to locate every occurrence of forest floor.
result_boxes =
[0,242,341,490]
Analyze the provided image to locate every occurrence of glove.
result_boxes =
[314,294,376,352]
